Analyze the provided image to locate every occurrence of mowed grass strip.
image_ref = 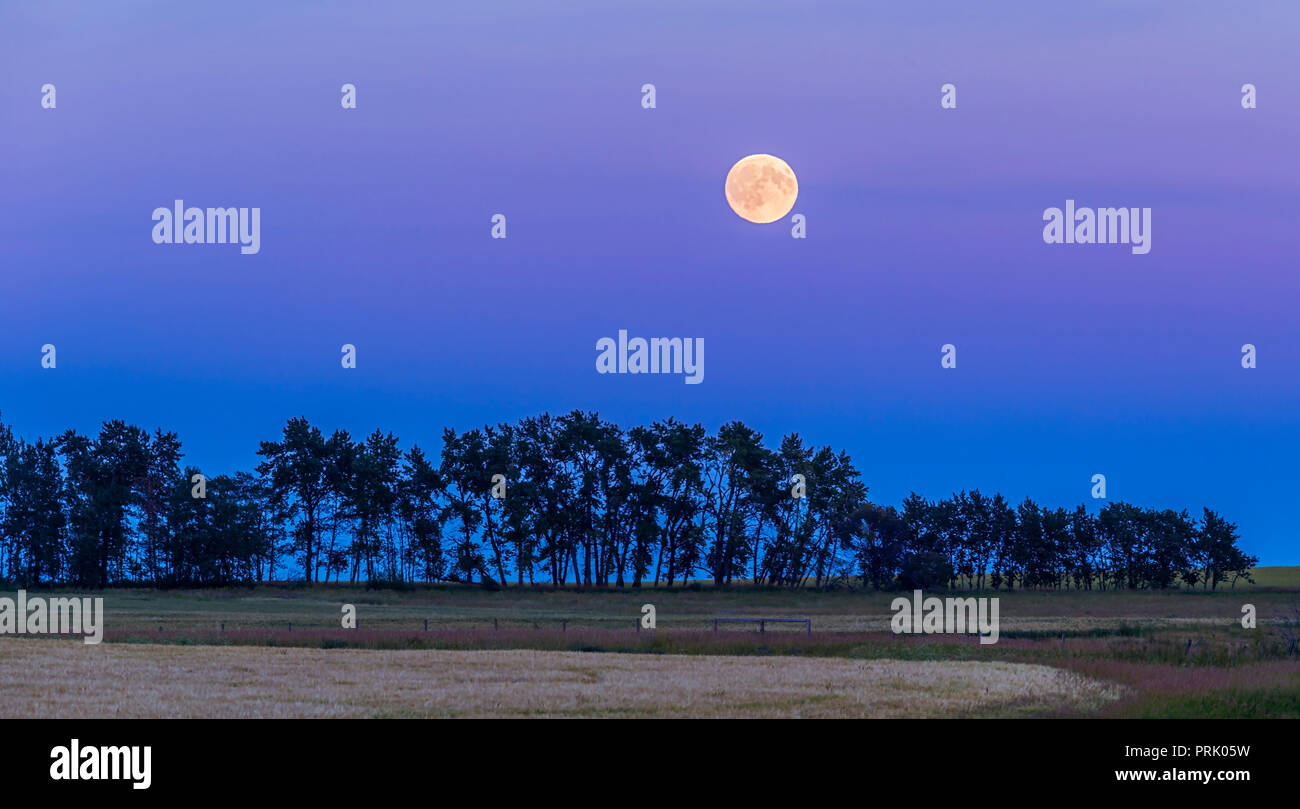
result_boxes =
[29,575,1300,636]
[0,639,1120,718]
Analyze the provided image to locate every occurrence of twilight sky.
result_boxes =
[1,1,1298,562]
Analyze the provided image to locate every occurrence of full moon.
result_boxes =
[724,154,798,224]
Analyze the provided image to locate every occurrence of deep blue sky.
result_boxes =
[1,1,1298,562]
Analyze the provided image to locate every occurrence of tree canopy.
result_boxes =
[0,412,1257,590]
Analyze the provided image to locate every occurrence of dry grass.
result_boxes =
[0,639,1120,718]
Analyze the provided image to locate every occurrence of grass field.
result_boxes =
[2,568,1297,718]
[39,569,1300,636]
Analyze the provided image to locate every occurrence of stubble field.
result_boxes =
[0,639,1121,718]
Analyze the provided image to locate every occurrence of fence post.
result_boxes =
[806,619,811,636]
[759,620,765,634]
[424,619,428,632]
[713,619,717,633]
[562,620,567,633]
[494,618,499,631]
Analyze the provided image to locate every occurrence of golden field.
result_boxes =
[0,639,1121,718]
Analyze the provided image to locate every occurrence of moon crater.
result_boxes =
[725,154,798,224]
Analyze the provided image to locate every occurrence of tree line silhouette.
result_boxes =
[0,411,1257,590]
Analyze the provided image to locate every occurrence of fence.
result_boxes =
[712,617,811,635]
